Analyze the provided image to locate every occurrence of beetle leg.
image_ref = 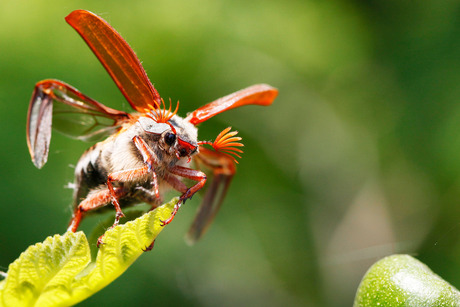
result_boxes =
[169,166,207,200]
[135,186,163,206]
[67,186,126,232]
[132,135,161,198]
[157,172,189,224]
[163,172,188,193]
[136,172,186,210]
[160,166,207,226]
[142,239,156,252]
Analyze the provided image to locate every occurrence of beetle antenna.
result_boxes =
[198,127,244,163]
[148,98,179,123]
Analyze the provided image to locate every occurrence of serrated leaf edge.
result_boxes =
[0,198,177,307]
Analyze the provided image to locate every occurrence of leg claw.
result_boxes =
[159,202,181,226]
[96,211,125,247]
[142,240,155,252]
[97,236,105,247]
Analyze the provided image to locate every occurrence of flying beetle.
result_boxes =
[26,10,278,245]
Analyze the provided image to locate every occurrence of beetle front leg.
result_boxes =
[133,135,161,198]
[169,166,208,201]
[161,166,207,225]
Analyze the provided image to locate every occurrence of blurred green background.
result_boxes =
[0,0,459,306]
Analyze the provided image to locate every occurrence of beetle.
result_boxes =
[26,10,278,245]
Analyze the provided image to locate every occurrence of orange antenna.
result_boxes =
[148,98,179,123]
[199,127,244,163]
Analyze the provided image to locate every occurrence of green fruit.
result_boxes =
[354,254,460,306]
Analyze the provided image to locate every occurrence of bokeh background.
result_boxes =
[0,0,459,306]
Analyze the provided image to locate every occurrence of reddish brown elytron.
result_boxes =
[27,10,278,245]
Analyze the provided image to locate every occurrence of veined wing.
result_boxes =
[65,10,161,112]
[27,79,131,168]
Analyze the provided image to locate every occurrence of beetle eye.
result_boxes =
[164,132,176,146]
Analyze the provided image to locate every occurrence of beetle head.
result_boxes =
[139,113,198,161]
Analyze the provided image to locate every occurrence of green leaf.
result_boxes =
[0,198,177,307]
[354,254,460,307]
